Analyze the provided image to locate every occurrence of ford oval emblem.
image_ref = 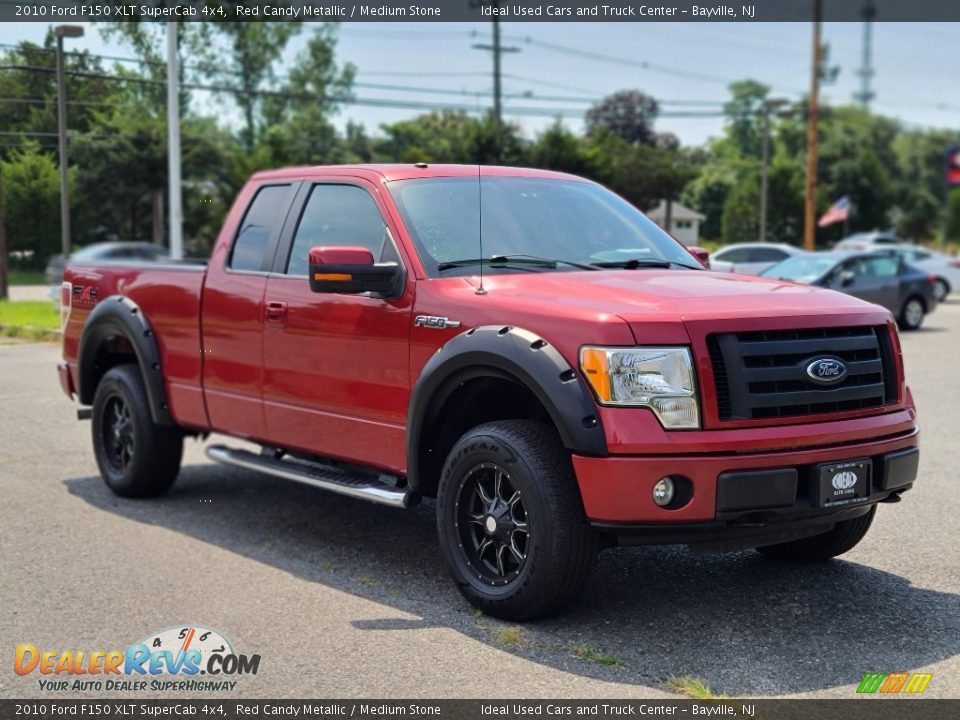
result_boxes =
[831,471,859,491]
[806,357,847,385]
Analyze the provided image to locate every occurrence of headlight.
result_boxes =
[580,346,700,429]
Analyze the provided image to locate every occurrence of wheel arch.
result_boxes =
[77,296,172,426]
[407,325,607,497]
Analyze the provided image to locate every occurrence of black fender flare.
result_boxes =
[77,295,172,426]
[406,324,607,492]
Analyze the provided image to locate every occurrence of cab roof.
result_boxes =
[250,164,593,184]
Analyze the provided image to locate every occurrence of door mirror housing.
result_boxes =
[839,269,856,287]
[687,246,710,267]
[308,246,400,295]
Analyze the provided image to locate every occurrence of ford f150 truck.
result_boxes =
[58,165,919,620]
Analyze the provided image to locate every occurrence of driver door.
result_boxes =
[260,180,413,473]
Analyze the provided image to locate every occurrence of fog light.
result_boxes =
[653,477,675,507]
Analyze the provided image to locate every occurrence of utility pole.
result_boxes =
[167,22,183,260]
[854,0,876,109]
[759,99,789,243]
[471,1,520,162]
[54,24,84,259]
[803,0,822,252]
[0,163,7,301]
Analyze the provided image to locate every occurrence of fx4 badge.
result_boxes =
[414,315,461,330]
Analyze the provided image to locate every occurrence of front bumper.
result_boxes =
[572,427,918,548]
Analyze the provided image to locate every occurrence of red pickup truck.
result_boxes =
[59,164,919,620]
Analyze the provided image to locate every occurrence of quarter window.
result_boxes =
[230,185,291,272]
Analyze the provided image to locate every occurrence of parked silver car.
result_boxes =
[710,242,805,275]
[45,242,169,285]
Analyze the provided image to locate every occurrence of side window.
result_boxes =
[864,256,899,278]
[749,248,788,263]
[286,184,388,276]
[716,248,750,263]
[230,185,291,272]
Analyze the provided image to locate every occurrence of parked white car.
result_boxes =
[882,247,960,302]
[709,242,805,275]
[834,232,904,252]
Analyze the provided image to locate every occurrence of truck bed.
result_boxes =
[62,261,210,431]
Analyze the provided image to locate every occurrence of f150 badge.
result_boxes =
[414,316,461,329]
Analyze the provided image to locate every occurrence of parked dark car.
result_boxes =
[45,242,170,285]
[760,251,938,330]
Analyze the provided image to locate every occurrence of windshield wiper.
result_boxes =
[437,254,600,272]
[592,258,698,270]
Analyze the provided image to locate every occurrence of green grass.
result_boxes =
[7,271,47,286]
[665,675,728,700]
[490,626,525,647]
[0,300,59,340]
[569,642,624,667]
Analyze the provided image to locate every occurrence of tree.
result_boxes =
[528,120,598,177]
[588,131,696,212]
[257,24,355,166]
[585,90,659,146]
[211,21,304,151]
[375,111,525,165]
[723,79,770,159]
[0,142,67,268]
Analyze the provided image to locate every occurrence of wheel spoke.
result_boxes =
[477,537,493,560]
[495,544,507,576]
[466,512,486,527]
[475,477,494,506]
[509,536,526,564]
[493,470,504,502]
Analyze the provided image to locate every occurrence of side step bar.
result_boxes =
[205,445,416,509]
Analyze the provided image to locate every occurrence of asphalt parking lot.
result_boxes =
[1,299,958,700]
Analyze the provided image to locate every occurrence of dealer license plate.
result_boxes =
[817,458,871,507]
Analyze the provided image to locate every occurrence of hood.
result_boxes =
[470,269,892,327]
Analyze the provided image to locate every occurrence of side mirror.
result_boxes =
[839,270,856,287]
[688,246,710,268]
[308,246,399,295]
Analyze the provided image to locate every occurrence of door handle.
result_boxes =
[265,301,288,326]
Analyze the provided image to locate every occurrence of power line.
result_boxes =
[0,65,728,120]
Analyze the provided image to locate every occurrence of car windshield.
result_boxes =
[761,255,838,283]
[387,176,701,276]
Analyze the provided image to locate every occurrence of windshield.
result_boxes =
[761,255,838,283]
[387,176,701,276]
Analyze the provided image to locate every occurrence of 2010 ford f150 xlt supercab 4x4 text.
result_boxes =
[58,165,919,620]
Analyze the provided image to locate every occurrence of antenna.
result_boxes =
[476,163,487,295]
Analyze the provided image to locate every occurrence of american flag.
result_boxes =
[818,196,851,228]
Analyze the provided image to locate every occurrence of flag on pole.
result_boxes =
[818,196,851,228]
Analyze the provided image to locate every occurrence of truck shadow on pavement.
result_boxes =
[67,462,960,697]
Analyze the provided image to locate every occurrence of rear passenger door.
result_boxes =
[260,180,413,473]
[201,182,297,441]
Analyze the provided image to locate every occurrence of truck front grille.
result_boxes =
[707,326,898,421]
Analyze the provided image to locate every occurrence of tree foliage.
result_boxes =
[585,90,659,146]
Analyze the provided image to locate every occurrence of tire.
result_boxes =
[898,296,925,331]
[933,278,950,303]
[91,364,183,498]
[757,506,876,562]
[436,420,597,621]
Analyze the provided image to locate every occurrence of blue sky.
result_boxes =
[2,21,958,146]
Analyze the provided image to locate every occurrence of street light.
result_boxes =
[55,24,84,258]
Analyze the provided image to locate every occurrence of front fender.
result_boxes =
[406,325,607,491]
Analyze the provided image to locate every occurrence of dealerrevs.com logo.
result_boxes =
[14,625,260,693]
